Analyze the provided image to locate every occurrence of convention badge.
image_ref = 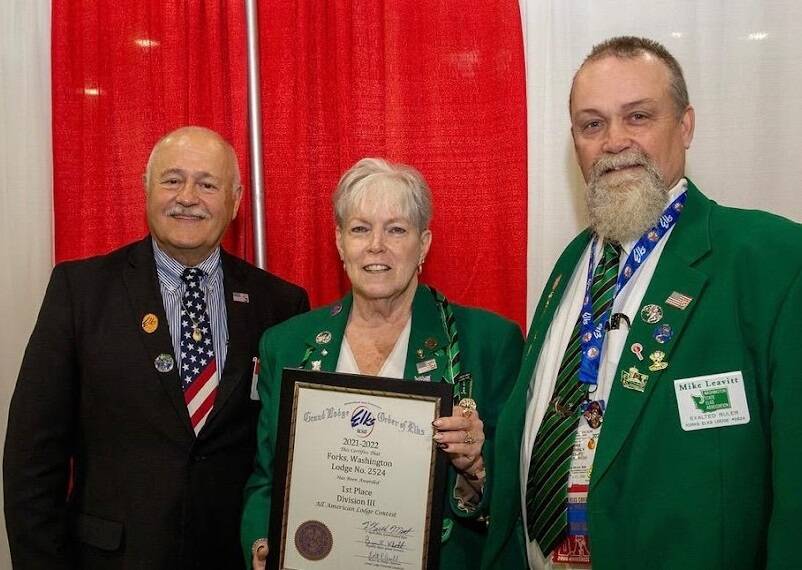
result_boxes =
[630,343,644,361]
[648,350,669,372]
[621,366,649,392]
[141,313,158,334]
[315,331,332,345]
[653,323,673,344]
[154,353,174,373]
[640,304,663,324]
[673,370,750,431]
[416,358,438,374]
[666,291,693,310]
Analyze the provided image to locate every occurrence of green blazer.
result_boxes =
[483,181,802,570]
[241,285,523,569]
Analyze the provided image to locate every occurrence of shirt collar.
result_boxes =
[618,177,688,256]
[152,238,222,292]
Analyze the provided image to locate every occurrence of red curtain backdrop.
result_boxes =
[51,1,527,326]
[51,1,252,262]
[258,1,527,325]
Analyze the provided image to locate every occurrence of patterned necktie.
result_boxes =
[525,242,619,557]
[180,267,218,434]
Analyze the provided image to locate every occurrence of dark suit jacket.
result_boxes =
[240,285,523,569]
[4,237,309,570]
[483,181,802,569]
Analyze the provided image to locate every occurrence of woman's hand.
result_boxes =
[432,403,486,485]
[252,539,268,570]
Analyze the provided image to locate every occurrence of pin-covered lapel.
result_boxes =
[404,286,449,382]
[591,181,712,490]
[300,293,351,371]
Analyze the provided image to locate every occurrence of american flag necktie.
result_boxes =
[179,267,218,434]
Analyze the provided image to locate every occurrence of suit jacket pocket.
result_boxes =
[71,511,124,551]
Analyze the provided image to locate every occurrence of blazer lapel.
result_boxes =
[590,180,712,490]
[204,251,254,429]
[404,286,449,382]
[300,293,351,372]
[488,231,590,553]
[123,238,194,436]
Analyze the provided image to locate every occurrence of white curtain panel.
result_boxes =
[0,1,52,564]
[521,0,802,322]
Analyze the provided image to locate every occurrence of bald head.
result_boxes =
[145,126,241,190]
[144,126,244,266]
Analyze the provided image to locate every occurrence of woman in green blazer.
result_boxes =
[241,158,523,569]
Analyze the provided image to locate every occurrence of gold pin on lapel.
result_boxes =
[424,337,438,350]
[315,331,332,345]
[142,313,158,334]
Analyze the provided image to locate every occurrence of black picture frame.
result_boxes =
[268,368,452,570]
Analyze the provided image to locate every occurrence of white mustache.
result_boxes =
[591,151,650,178]
[166,205,209,219]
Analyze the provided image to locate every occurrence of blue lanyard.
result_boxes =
[578,192,687,385]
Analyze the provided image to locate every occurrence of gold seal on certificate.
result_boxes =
[268,369,451,570]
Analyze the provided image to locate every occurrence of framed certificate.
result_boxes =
[268,368,452,570]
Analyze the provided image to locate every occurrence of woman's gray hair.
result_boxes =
[333,158,433,232]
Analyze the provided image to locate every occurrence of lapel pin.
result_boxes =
[154,353,174,373]
[640,304,663,324]
[666,291,693,310]
[630,343,644,361]
[321,349,328,357]
[330,303,342,316]
[653,323,673,344]
[416,358,438,374]
[311,360,322,371]
[415,375,432,382]
[621,366,649,392]
[142,313,158,334]
[416,348,425,359]
[232,292,249,303]
[315,331,332,345]
[424,337,438,350]
[648,350,669,372]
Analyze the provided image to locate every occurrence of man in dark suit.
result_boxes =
[4,126,309,569]
[484,37,802,569]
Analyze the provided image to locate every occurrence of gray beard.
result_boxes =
[586,151,668,244]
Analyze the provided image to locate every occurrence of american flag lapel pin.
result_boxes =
[665,291,692,310]
[233,292,249,303]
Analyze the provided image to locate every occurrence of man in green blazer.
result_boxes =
[484,37,802,569]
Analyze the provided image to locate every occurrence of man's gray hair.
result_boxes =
[571,36,690,117]
[333,158,433,232]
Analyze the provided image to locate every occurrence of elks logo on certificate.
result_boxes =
[673,370,750,431]
[268,369,451,570]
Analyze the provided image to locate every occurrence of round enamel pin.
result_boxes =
[154,353,174,373]
[653,323,673,344]
[315,331,332,345]
[141,313,158,334]
[640,304,663,324]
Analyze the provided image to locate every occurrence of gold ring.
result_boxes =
[458,398,477,417]
[463,431,475,445]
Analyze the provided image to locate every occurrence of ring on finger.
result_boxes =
[458,398,477,418]
[463,430,475,445]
